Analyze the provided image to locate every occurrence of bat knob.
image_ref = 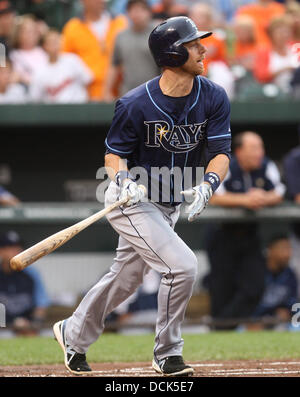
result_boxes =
[10,256,23,272]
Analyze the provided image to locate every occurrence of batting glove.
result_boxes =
[119,179,146,207]
[181,183,213,222]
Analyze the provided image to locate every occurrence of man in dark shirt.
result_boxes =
[0,231,49,334]
[254,235,297,324]
[103,0,160,100]
[207,131,285,326]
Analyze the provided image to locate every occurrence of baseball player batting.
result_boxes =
[53,16,231,377]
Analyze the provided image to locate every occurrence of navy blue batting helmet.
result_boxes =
[148,16,212,68]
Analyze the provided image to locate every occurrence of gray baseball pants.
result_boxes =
[65,181,198,360]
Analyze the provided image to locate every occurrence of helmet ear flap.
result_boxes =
[163,44,189,67]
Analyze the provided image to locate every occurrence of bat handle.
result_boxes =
[138,184,147,197]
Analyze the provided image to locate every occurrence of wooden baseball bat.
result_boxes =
[10,185,147,271]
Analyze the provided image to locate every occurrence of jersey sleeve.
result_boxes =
[105,100,139,158]
[206,87,231,162]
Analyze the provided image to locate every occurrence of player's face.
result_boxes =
[182,38,207,76]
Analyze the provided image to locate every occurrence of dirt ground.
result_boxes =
[1,360,300,377]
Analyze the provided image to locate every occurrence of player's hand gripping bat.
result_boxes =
[10,185,147,271]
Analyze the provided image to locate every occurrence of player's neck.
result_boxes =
[159,69,194,97]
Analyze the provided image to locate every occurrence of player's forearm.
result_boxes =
[104,153,128,181]
[205,154,230,183]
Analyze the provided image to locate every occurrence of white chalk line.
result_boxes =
[193,363,224,367]
[207,370,300,376]
[268,361,300,366]
[83,361,300,377]
[194,361,300,367]
[212,368,297,373]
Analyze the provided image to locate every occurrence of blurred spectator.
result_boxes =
[206,131,285,327]
[10,15,48,86]
[189,3,235,99]
[30,29,93,103]
[0,0,16,57]
[217,0,256,23]
[14,0,82,31]
[152,0,188,20]
[286,0,300,43]
[253,16,299,95]
[103,0,159,101]
[189,4,227,71]
[110,0,157,16]
[0,60,27,103]
[230,15,259,72]
[283,127,300,295]
[236,0,285,46]
[0,184,20,206]
[0,231,50,335]
[179,0,257,24]
[253,235,297,325]
[291,65,300,97]
[62,0,127,101]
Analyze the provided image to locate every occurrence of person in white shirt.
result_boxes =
[10,15,48,86]
[0,60,27,104]
[30,30,94,104]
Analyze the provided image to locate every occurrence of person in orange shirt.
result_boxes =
[188,3,227,75]
[236,0,285,46]
[230,15,259,72]
[62,0,127,100]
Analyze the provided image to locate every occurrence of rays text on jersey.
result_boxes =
[144,119,208,153]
